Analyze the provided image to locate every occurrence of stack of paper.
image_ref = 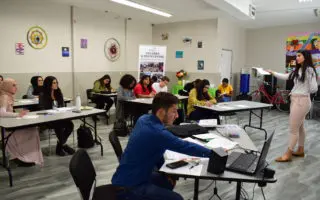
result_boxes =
[252,67,270,75]
[199,119,217,127]
[205,135,238,150]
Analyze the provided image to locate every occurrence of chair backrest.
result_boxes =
[69,149,96,200]
[109,131,123,162]
[86,89,93,101]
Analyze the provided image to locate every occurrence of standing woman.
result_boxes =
[39,76,75,156]
[26,76,44,99]
[134,75,156,98]
[187,79,217,120]
[92,74,115,113]
[268,50,318,162]
[0,78,43,166]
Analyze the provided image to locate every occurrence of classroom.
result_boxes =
[1,0,320,200]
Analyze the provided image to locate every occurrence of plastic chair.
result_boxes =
[69,149,117,200]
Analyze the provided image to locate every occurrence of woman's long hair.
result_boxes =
[139,75,152,93]
[99,74,111,90]
[196,79,211,101]
[289,50,317,83]
[30,76,43,95]
[120,74,136,89]
[43,76,64,107]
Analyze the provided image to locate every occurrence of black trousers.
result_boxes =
[94,96,114,112]
[51,120,74,145]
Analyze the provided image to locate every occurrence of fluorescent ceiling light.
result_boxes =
[299,0,312,3]
[110,0,172,18]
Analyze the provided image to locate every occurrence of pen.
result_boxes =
[189,163,199,169]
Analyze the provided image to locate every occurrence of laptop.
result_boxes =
[226,131,274,175]
[166,124,208,138]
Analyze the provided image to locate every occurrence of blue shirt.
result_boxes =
[112,114,212,187]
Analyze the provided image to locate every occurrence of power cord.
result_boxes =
[198,180,214,193]
[261,187,266,200]
[208,181,222,200]
[252,183,257,200]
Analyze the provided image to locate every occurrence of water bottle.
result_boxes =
[75,94,81,111]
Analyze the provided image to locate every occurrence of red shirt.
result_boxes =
[134,83,155,97]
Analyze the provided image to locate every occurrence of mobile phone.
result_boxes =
[166,160,188,169]
[36,112,49,115]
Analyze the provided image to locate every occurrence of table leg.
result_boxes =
[243,109,268,140]
[1,127,13,187]
[193,178,199,200]
[235,181,241,200]
[93,116,103,156]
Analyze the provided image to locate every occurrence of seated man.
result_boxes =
[152,76,170,93]
[217,78,233,102]
[112,92,212,200]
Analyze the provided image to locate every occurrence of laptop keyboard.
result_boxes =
[229,153,258,171]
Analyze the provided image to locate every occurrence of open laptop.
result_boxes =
[226,131,274,175]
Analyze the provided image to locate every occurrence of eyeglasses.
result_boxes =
[52,81,58,84]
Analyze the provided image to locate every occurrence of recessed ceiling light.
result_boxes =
[110,0,172,18]
[299,0,312,3]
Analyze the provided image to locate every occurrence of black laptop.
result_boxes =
[166,124,208,138]
[226,131,275,175]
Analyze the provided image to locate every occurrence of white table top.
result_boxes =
[127,95,188,105]
[0,107,104,129]
[92,92,118,97]
[160,129,275,182]
[196,100,272,112]
[13,97,72,108]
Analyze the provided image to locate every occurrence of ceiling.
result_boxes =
[47,0,320,28]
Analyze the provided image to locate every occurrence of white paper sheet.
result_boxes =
[16,115,39,119]
[198,119,217,127]
[160,159,207,176]
[192,133,218,140]
[205,135,238,150]
[164,138,205,160]
[252,67,270,75]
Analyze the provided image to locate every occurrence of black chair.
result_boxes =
[86,89,95,104]
[109,131,123,162]
[69,149,117,200]
[22,94,28,99]
[309,85,320,119]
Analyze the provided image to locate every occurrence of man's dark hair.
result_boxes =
[161,76,170,82]
[152,92,178,114]
[222,78,229,84]
[120,74,136,89]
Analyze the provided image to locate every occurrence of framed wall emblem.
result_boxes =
[27,26,48,49]
[104,38,120,62]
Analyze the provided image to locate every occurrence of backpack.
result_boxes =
[77,125,94,148]
[113,120,129,137]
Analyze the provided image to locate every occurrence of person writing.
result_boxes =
[217,78,233,102]
[134,75,156,98]
[152,76,170,93]
[92,74,115,114]
[187,79,217,120]
[267,50,318,162]
[112,92,212,200]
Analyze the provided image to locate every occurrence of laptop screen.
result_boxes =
[256,131,275,171]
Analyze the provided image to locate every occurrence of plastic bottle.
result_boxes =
[75,94,81,111]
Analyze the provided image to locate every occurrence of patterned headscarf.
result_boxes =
[0,78,17,112]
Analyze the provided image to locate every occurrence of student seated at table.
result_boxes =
[26,76,43,99]
[134,75,156,98]
[217,78,233,102]
[92,74,115,113]
[152,76,170,93]
[39,76,75,156]
[187,79,217,120]
[112,92,212,200]
[151,75,158,85]
[116,74,136,121]
[0,78,43,167]
[178,79,201,96]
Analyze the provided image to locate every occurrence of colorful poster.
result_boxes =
[81,39,87,49]
[175,51,183,58]
[62,47,69,57]
[197,60,204,70]
[15,42,24,55]
[138,45,166,80]
[286,32,320,77]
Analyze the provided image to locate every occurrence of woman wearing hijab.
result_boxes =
[0,78,43,167]
[26,76,44,99]
[39,76,75,156]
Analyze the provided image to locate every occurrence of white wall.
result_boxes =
[152,19,219,73]
[246,21,320,72]
[0,0,72,73]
